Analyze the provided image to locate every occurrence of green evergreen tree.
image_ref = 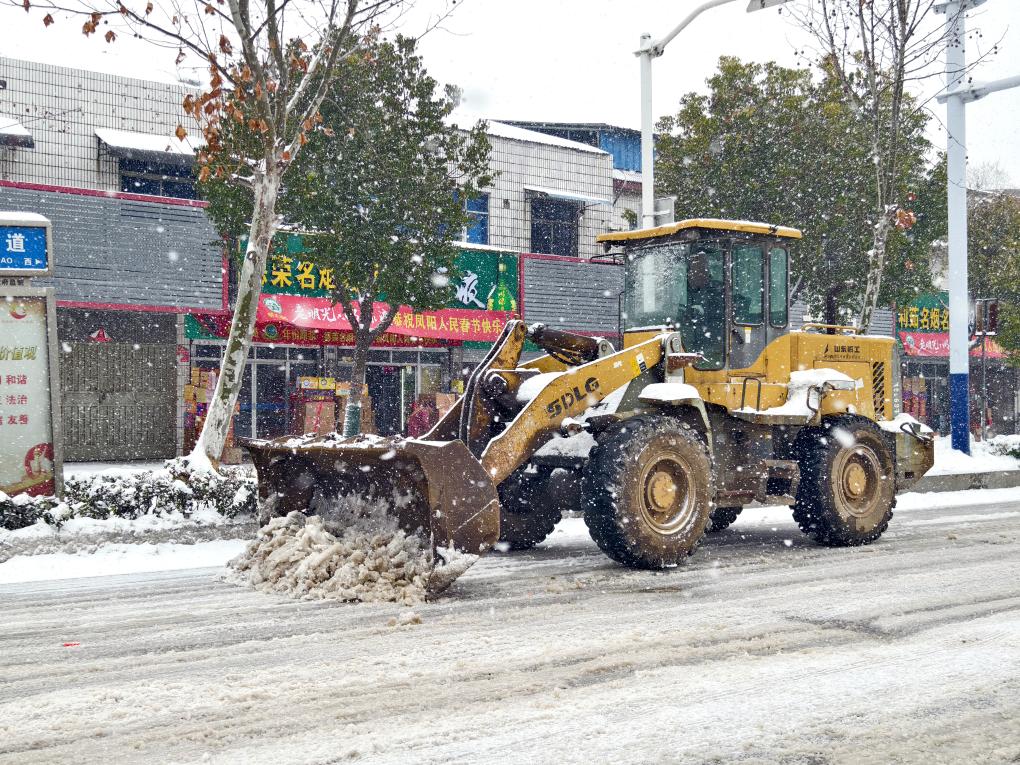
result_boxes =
[655,56,940,323]
[203,35,491,434]
[968,193,1020,366]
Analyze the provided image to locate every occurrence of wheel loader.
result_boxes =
[245,219,935,595]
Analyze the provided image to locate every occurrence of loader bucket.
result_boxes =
[242,434,500,596]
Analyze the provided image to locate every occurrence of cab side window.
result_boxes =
[731,245,764,325]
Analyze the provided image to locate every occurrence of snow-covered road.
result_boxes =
[2,495,1019,764]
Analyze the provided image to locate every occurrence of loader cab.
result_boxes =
[597,220,802,371]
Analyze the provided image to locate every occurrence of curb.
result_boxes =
[910,470,1020,494]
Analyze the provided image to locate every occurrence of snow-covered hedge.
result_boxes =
[987,434,1020,461]
[0,457,257,531]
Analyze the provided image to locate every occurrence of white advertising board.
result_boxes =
[0,289,63,497]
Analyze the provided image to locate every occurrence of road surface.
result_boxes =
[2,494,1019,764]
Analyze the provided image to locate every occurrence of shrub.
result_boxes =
[0,458,257,531]
[987,434,1020,461]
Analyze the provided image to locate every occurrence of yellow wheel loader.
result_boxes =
[245,219,935,595]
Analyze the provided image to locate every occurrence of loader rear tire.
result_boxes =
[582,416,714,568]
[793,416,895,546]
[707,506,742,532]
[497,466,563,551]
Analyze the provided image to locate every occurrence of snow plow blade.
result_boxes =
[243,435,500,595]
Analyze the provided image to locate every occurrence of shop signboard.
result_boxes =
[897,292,1005,358]
[0,212,52,278]
[0,287,63,497]
[237,235,520,344]
[896,293,950,334]
[254,234,520,309]
[257,293,511,343]
[185,314,447,348]
[449,248,518,313]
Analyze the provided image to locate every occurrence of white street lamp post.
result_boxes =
[637,0,791,229]
[935,0,1018,454]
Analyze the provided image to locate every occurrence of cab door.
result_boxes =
[728,243,767,370]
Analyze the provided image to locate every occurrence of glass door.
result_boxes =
[255,361,289,439]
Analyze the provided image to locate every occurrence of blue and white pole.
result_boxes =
[942,0,973,454]
[937,0,1018,453]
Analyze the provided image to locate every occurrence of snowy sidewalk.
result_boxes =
[913,435,1020,492]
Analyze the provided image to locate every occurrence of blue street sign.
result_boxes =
[0,224,49,274]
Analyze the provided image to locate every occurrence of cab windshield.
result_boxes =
[624,242,725,369]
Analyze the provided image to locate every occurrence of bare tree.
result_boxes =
[790,0,968,329]
[968,160,1012,192]
[14,0,408,467]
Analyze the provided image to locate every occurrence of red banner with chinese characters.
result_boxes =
[189,313,446,348]
[257,293,512,343]
[899,332,1005,359]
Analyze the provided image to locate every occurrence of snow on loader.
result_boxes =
[245,219,934,595]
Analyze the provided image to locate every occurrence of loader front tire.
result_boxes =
[497,466,563,551]
[707,506,742,532]
[793,416,895,546]
[582,416,714,568]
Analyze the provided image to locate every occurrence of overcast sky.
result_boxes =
[3,0,1018,184]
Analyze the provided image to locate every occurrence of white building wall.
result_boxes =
[0,57,199,190]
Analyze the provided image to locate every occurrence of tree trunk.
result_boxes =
[343,329,373,436]
[192,163,282,467]
[858,210,894,333]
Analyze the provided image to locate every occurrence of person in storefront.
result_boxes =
[406,394,439,438]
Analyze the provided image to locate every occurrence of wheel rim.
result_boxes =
[832,443,883,518]
[639,455,696,535]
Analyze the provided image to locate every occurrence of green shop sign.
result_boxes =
[448,248,518,313]
[245,233,519,311]
[896,292,949,333]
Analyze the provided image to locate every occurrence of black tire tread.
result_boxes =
[498,467,563,550]
[707,506,742,533]
[581,415,714,568]
[792,416,895,547]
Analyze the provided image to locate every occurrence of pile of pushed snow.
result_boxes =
[227,500,478,605]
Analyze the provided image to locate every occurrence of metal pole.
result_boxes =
[981,327,987,441]
[639,33,656,229]
[635,0,788,230]
[944,0,970,454]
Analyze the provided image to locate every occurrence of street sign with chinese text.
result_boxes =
[0,213,53,277]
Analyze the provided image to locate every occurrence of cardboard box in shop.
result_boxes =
[299,400,336,435]
[191,367,201,385]
[435,393,458,417]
